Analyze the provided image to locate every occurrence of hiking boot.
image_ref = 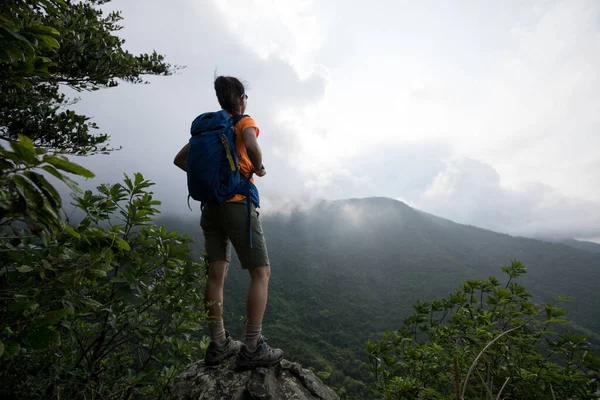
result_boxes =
[204,330,242,366]
[236,336,284,368]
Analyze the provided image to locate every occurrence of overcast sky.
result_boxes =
[69,0,600,242]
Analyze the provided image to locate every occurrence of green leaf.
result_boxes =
[4,341,20,357]
[63,225,80,238]
[24,171,62,209]
[13,174,44,207]
[89,269,107,277]
[80,297,103,309]
[36,308,73,326]
[16,265,33,273]
[114,236,131,251]
[62,174,83,196]
[109,185,128,203]
[43,155,95,178]
[0,340,4,358]
[24,24,61,38]
[42,165,83,195]
[9,135,37,165]
[42,260,53,270]
[41,164,64,180]
[123,174,134,191]
[105,248,113,268]
[39,34,60,48]
[134,172,144,186]
[0,157,15,171]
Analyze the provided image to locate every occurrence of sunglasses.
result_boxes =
[241,94,248,100]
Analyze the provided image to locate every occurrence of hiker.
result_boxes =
[173,76,283,368]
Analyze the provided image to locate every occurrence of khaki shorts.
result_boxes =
[200,200,270,269]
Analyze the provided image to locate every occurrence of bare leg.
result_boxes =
[205,261,229,343]
[245,265,270,349]
[246,265,270,325]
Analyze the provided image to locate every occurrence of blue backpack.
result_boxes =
[186,110,260,245]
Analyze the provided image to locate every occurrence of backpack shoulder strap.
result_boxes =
[231,114,249,126]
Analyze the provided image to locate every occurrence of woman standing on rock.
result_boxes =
[173,76,283,367]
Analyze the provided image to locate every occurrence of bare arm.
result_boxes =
[242,127,265,175]
[174,143,189,172]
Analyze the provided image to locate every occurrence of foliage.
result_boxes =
[0,140,208,398]
[366,261,600,399]
[0,2,207,398]
[0,0,177,154]
[1,134,93,233]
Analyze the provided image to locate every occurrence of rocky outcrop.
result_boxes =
[169,358,338,400]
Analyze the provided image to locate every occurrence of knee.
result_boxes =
[250,265,270,281]
[207,262,228,284]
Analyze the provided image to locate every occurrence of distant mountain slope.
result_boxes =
[158,197,600,392]
[561,238,600,254]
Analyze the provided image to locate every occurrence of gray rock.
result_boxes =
[168,358,338,400]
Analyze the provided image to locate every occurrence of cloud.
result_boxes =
[303,143,600,241]
[298,0,600,200]
[54,0,600,242]
[66,0,328,213]
[461,0,600,202]
[409,157,600,240]
[212,0,324,76]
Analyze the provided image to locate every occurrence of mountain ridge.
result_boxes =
[560,238,600,254]
[159,196,600,333]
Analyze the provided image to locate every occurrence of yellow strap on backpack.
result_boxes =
[220,135,237,172]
